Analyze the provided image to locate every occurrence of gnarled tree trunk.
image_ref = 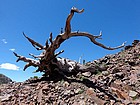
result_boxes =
[13,7,126,76]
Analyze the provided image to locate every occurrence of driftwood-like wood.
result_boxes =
[13,7,126,76]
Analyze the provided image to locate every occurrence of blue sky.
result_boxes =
[0,0,139,82]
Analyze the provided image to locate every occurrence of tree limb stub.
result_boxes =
[14,7,126,76]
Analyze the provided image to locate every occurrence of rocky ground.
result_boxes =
[0,40,140,105]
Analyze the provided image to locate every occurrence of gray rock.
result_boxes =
[129,90,138,97]
[0,74,12,84]
[74,88,82,94]
[63,90,71,96]
[0,94,11,102]
[102,71,110,76]
[82,72,91,77]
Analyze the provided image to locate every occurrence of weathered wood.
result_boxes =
[13,7,126,76]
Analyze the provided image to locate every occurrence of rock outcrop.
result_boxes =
[0,74,12,84]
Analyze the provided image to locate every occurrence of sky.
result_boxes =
[0,0,140,82]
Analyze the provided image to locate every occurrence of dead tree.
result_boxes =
[13,7,126,76]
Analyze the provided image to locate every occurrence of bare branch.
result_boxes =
[95,31,102,39]
[23,32,44,50]
[65,7,84,35]
[71,7,84,13]
[49,32,53,44]
[68,32,126,50]
[29,53,39,59]
[45,40,49,49]
[13,52,39,70]
[23,63,32,71]
[54,50,64,57]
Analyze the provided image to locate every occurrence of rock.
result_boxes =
[74,88,83,94]
[112,67,120,74]
[82,72,91,77]
[102,71,110,76]
[63,90,71,96]
[86,88,94,96]
[0,94,11,102]
[125,45,133,50]
[80,96,84,99]
[114,72,125,79]
[132,40,139,46]
[78,100,86,105]
[73,102,80,105]
[63,81,70,87]
[129,90,138,98]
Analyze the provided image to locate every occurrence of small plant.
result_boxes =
[95,70,102,75]
[80,76,88,81]
[60,79,65,84]
[33,76,39,79]
[132,95,138,100]
[85,61,91,66]
[78,89,85,94]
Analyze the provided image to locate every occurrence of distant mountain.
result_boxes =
[0,74,12,84]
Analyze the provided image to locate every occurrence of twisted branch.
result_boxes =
[13,7,126,75]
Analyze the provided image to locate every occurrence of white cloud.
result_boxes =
[1,39,7,44]
[9,48,15,52]
[0,63,20,70]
